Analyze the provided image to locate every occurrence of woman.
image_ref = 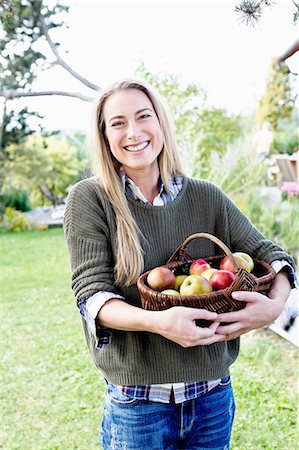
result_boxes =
[64,78,295,449]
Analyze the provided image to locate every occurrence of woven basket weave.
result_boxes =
[137,233,276,314]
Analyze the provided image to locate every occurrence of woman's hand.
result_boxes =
[215,271,292,340]
[152,306,223,347]
[99,299,223,347]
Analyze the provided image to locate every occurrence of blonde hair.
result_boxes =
[89,78,184,286]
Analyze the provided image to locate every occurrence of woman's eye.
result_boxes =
[111,121,124,127]
[139,114,150,120]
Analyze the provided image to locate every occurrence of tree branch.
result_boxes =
[0,89,93,102]
[278,39,299,62]
[38,15,100,92]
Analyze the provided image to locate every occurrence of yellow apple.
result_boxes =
[233,252,254,272]
[161,289,180,295]
[180,274,212,296]
[174,274,187,291]
[201,268,218,280]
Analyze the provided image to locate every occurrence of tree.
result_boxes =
[256,60,297,131]
[0,0,97,154]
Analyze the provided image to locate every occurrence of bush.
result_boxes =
[0,207,41,232]
[0,188,31,212]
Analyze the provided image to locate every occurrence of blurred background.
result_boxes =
[1,1,298,449]
[1,0,298,257]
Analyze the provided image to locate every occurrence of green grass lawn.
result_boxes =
[1,228,298,450]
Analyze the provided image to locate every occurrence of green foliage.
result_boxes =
[256,60,297,131]
[136,62,206,146]
[2,133,83,203]
[1,229,298,449]
[0,187,31,212]
[236,190,299,259]
[272,112,299,155]
[136,63,243,174]
[192,109,242,178]
[193,132,268,198]
[1,106,44,149]
[0,206,34,231]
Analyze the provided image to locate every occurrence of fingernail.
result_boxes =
[232,292,240,299]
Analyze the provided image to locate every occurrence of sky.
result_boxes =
[11,0,299,131]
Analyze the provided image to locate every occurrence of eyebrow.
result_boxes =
[108,108,153,124]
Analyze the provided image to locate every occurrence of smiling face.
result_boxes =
[103,88,164,178]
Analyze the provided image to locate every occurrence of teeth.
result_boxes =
[126,142,148,152]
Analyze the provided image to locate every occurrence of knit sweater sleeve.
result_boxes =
[63,178,119,304]
[212,183,296,268]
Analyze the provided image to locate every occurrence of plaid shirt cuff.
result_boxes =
[79,291,125,348]
[271,260,298,289]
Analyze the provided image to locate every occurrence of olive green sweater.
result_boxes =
[64,176,292,385]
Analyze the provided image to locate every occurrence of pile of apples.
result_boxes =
[146,252,254,296]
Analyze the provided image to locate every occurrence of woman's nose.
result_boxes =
[128,122,141,141]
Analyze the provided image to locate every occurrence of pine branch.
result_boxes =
[291,0,299,23]
[234,0,298,25]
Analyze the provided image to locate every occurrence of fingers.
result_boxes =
[232,291,265,302]
[216,322,242,335]
[198,334,227,345]
[191,309,218,321]
[216,310,244,323]
[208,321,221,333]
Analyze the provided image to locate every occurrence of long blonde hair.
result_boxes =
[89,78,184,286]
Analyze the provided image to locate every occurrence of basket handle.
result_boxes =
[167,232,240,271]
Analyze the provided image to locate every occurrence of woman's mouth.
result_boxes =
[124,141,149,152]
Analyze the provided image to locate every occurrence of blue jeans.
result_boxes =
[99,377,235,449]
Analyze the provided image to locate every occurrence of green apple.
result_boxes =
[161,289,180,295]
[233,252,254,273]
[180,274,212,296]
[174,274,187,290]
[201,268,218,280]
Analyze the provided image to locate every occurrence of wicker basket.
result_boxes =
[137,232,276,314]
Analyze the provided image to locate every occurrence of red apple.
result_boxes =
[189,258,211,275]
[210,270,236,290]
[147,266,176,291]
[219,254,250,274]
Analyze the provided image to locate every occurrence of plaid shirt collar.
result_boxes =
[119,167,183,205]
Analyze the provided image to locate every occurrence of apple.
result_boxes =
[174,274,187,291]
[180,274,212,296]
[210,270,236,290]
[233,252,254,272]
[189,258,211,275]
[147,266,176,291]
[201,268,218,280]
[161,289,180,296]
[220,254,251,274]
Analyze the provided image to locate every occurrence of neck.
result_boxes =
[124,166,160,204]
